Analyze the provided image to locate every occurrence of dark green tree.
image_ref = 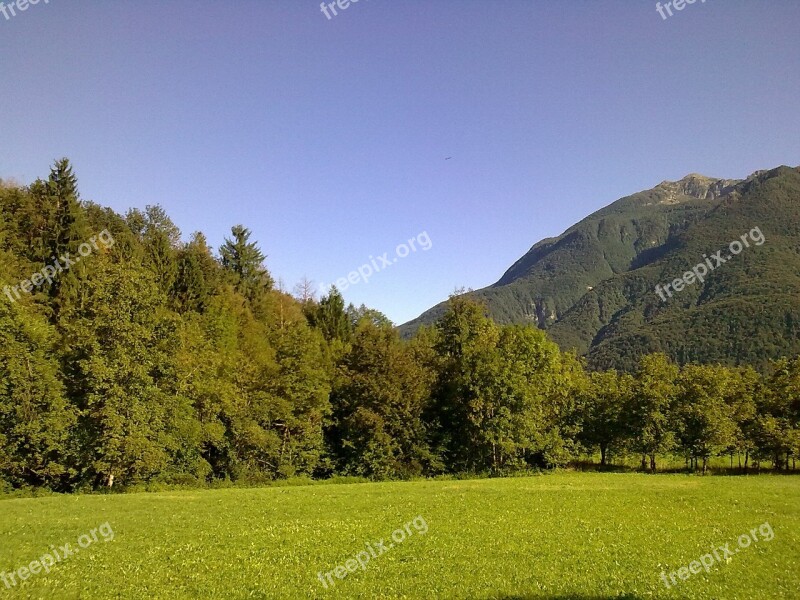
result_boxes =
[328,321,435,478]
[173,232,219,313]
[220,225,273,299]
[579,370,633,466]
[127,205,181,296]
[0,300,77,489]
[59,257,183,487]
[37,158,87,264]
[428,294,498,472]
[309,286,352,344]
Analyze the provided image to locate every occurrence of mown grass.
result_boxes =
[1,473,798,599]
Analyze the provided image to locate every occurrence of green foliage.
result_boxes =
[1,160,799,492]
[219,224,273,300]
[30,158,87,265]
[328,321,435,478]
[127,205,181,296]
[578,369,634,465]
[307,286,352,344]
[59,258,180,486]
[0,300,76,489]
[629,353,680,471]
[674,364,738,472]
[266,319,331,477]
[429,296,584,472]
[172,232,219,313]
[754,356,800,468]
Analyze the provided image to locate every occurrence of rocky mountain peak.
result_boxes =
[655,173,739,202]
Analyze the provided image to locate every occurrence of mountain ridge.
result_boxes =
[401,165,800,371]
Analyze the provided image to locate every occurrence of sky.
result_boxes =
[1,0,799,324]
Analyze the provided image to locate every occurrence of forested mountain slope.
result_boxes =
[402,166,800,371]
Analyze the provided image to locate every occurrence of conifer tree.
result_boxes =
[220,225,273,299]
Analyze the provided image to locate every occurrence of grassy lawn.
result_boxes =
[1,473,798,599]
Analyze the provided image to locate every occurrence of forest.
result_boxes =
[1,160,798,493]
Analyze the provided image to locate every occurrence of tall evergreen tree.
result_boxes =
[309,287,352,344]
[23,159,90,316]
[126,205,181,297]
[39,158,86,263]
[220,225,273,299]
[173,232,219,313]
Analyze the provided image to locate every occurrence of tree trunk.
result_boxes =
[702,457,708,475]
[744,451,749,470]
[649,454,656,472]
[600,445,607,466]
[641,454,647,470]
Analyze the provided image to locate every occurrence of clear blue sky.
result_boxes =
[1,0,798,324]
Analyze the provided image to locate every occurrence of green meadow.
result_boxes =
[1,473,798,599]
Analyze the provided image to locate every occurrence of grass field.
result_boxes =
[1,473,798,599]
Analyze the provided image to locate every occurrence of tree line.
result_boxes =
[1,160,798,492]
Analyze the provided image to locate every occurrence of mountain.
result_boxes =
[401,165,800,371]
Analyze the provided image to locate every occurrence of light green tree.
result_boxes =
[629,353,679,472]
[674,364,737,473]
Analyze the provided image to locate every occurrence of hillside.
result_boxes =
[401,166,800,371]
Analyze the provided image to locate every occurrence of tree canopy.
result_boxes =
[1,160,799,492]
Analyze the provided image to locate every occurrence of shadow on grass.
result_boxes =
[570,461,635,473]
[569,460,799,477]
